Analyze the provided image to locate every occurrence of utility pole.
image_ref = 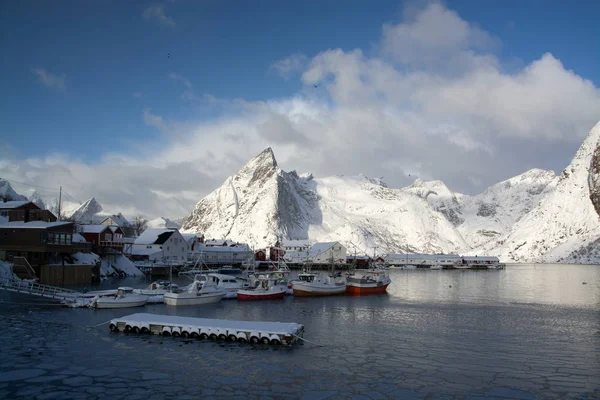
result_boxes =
[58,186,62,222]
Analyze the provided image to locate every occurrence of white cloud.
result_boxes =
[132,91,143,99]
[6,3,600,220]
[142,4,176,27]
[168,72,192,88]
[270,53,308,79]
[31,68,66,91]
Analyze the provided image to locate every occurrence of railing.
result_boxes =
[12,257,37,280]
[0,276,79,301]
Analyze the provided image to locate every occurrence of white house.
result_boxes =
[130,228,187,263]
[308,242,347,263]
[101,213,134,237]
[189,243,252,265]
[385,253,462,267]
[283,239,311,252]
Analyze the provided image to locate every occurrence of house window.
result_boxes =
[59,234,66,245]
[104,233,112,242]
[40,232,47,244]
[0,211,7,217]
[167,246,170,251]
[66,234,72,245]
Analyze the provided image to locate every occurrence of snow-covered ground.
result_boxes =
[100,255,143,277]
[0,260,19,281]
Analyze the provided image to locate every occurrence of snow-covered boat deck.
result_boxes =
[109,313,305,346]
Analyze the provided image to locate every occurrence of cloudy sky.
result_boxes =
[1,1,599,219]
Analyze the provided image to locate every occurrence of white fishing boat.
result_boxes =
[201,273,250,299]
[237,274,288,300]
[163,275,226,306]
[90,287,148,309]
[132,280,179,303]
[292,271,346,296]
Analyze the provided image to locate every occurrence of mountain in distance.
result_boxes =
[61,197,104,223]
[182,148,467,254]
[476,121,600,263]
[29,190,46,209]
[182,121,600,263]
[147,217,181,229]
[0,180,28,201]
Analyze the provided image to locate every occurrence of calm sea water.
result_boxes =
[0,264,598,399]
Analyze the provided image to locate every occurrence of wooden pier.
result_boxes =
[109,313,305,346]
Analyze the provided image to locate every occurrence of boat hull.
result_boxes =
[163,292,225,306]
[292,284,346,297]
[236,290,286,300]
[93,295,148,309]
[345,283,390,295]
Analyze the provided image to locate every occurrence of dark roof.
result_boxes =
[154,231,174,245]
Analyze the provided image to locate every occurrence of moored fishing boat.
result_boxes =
[90,287,148,309]
[292,263,346,297]
[163,275,226,306]
[237,274,287,300]
[346,269,391,295]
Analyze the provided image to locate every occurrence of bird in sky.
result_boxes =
[167,53,171,58]
[313,84,318,88]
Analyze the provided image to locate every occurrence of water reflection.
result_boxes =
[386,264,600,307]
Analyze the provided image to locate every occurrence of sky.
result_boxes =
[1,0,599,219]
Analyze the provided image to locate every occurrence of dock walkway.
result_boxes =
[109,312,305,346]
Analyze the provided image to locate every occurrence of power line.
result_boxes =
[61,190,82,205]
[0,177,59,191]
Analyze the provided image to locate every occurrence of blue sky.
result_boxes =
[1,1,599,217]
[1,0,598,160]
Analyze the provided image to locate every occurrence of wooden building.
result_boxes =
[0,200,57,223]
[0,221,75,277]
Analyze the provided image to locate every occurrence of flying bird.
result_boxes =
[313,84,318,88]
[167,53,171,58]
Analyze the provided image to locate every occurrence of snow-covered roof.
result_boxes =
[461,255,499,261]
[283,239,311,248]
[134,228,177,245]
[181,233,198,242]
[347,255,371,260]
[0,221,72,229]
[191,243,251,253]
[108,226,124,233]
[80,224,111,234]
[72,233,87,243]
[205,239,235,246]
[130,247,163,256]
[102,214,131,227]
[0,200,32,209]
[385,253,461,260]
[309,242,339,257]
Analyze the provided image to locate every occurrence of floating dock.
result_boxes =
[109,313,305,346]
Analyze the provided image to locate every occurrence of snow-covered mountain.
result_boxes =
[455,169,556,249]
[182,148,467,254]
[0,180,27,201]
[476,122,600,263]
[65,197,104,223]
[29,190,46,209]
[147,217,180,229]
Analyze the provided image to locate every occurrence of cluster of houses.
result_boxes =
[0,197,499,286]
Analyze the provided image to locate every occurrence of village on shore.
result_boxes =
[0,198,503,286]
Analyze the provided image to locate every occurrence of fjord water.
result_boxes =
[0,264,598,399]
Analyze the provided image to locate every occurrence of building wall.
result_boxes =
[312,243,347,263]
[162,231,187,262]
[40,264,92,286]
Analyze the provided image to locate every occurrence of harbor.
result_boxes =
[0,264,598,399]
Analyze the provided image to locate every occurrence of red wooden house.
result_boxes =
[80,224,125,253]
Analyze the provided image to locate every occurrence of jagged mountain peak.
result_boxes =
[29,190,46,209]
[147,217,181,229]
[0,180,27,201]
[68,197,103,223]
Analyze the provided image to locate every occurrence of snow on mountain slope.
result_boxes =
[147,217,181,229]
[476,122,600,262]
[182,148,467,254]
[458,169,556,249]
[66,197,104,223]
[0,181,27,201]
[29,190,46,209]
[403,179,464,226]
